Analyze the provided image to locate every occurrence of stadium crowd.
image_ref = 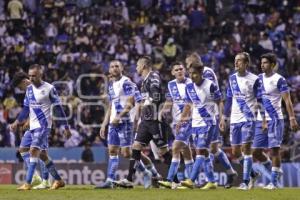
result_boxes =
[0,0,300,162]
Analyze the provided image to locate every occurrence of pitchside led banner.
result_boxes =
[1,163,300,187]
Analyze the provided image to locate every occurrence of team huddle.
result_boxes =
[10,52,299,191]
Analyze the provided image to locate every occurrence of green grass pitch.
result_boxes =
[0,185,299,200]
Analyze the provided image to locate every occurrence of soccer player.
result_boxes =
[11,64,71,190]
[10,72,50,189]
[158,62,194,189]
[220,52,260,190]
[251,110,273,188]
[258,53,299,189]
[186,52,237,188]
[95,60,152,189]
[179,62,222,190]
[117,56,173,188]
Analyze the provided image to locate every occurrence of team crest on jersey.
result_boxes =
[41,90,45,95]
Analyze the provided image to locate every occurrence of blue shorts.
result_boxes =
[192,125,216,149]
[252,121,268,149]
[172,122,192,145]
[108,122,133,147]
[230,121,255,145]
[30,128,51,150]
[211,117,221,143]
[20,130,32,148]
[267,119,284,148]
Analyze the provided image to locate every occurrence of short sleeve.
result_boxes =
[49,87,61,104]
[123,80,135,96]
[133,85,143,103]
[24,92,29,107]
[277,77,289,93]
[184,85,192,103]
[226,82,233,98]
[253,78,262,99]
[210,83,222,100]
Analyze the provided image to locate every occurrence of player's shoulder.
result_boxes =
[121,75,133,84]
[149,71,160,79]
[168,79,177,85]
[186,78,192,84]
[273,73,285,81]
[247,72,259,80]
[229,72,237,79]
[186,82,194,89]
[204,78,214,86]
[43,81,54,88]
[203,66,216,74]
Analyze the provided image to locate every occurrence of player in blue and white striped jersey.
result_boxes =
[10,72,49,189]
[186,53,237,188]
[158,62,194,189]
[259,53,299,189]
[11,64,71,190]
[179,62,223,190]
[220,52,261,190]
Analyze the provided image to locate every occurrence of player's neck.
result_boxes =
[142,69,151,79]
[237,70,247,77]
[195,78,204,86]
[114,74,122,81]
[33,80,43,88]
[176,77,185,83]
[265,70,274,77]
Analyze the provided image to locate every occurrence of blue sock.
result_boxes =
[136,160,146,172]
[46,160,61,180]
[216,149,234,173]
[262,159,272,172]
[167,158,180,182]
[26,157,38,184]
[271,167,280,186]
[146,164,159,177]
[184,160,194,179]
[243,155,253,184]
[190,155,205,182]
[20,152,30,169]
[204,157,215,182]
[39,159,49,180]
[107,155,119,180]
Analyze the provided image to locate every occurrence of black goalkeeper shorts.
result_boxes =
[135,120,171,148]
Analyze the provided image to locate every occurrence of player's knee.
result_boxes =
[108,147,118,156]
[19,147,29,153]
[121,149,131,158]
[232,148,241,158]
[270,148,280,157]
[159,146,169,156]
[132,141,143,150]
[210,145,218,155]
[252,148,262,158]
[39,152,48,161]
[172,144,181,154]
[132,149,141,160]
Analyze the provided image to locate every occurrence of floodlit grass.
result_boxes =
[0,185,299,200]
